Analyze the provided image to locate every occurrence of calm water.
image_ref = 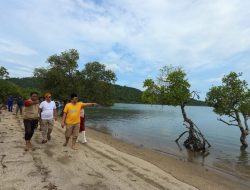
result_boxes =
[85,103,250,181]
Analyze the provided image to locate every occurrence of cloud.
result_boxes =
[1,0,250,94]
[205,76,223,83]
[0,39,38,56]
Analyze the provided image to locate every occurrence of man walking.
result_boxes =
[16,96,24,115]
[61,93,96,150]
[23,92,39,151]
[39,93,57,144]
[7,95,13,112]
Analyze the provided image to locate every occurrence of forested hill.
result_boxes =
[7,77,207,106]
[113,85,142,103]
[7,77,143,103]
[7,77,41,89]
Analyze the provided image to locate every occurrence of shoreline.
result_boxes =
[0,110,249,190]
[86,127,250,190]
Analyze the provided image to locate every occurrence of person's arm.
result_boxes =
[24,100,39,107]
[61,104,68,128]
[53,109,57,121]
[38,102,43,120]
[53,101,57,121]
[38,108,42,119]
[61,112,67,128]
[81,103,96,108]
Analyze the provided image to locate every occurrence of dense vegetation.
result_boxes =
[2,49,143,105]
[6,78,143,104]
[0,67,39,103]
[7,77,41,90]
[112,85,142,103]
[33,49,116,106]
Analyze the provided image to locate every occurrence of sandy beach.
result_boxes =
[0,110,249,190]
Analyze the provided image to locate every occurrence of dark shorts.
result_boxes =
[23,119,38,140]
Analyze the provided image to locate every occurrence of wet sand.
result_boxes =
[0,110,249,190]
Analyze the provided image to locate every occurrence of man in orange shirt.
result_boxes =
[61,93,96,150]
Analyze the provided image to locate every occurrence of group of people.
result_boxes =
[22,92,96,151]
[7,95,24,114]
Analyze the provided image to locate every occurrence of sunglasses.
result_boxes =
[46,96,51,98]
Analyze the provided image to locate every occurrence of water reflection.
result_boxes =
[88,123,112,135]
[86,107,142,121]
[236,149,250,180]
[238,149,249,163]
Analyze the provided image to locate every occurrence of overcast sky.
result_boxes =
[1,0,250,99]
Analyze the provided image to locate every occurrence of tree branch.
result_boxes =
[229,119,237,123]
[193,123,211,147]
[183,122,190,129]
[228,114,237,120]
[175,131,189,142]
[217,118,238,126]
[191,91,200,99]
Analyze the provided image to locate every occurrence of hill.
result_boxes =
[7,77,206,106]
[113,84,143,103]
[7,77,143,103]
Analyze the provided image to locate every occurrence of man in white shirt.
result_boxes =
[39,93,57,144]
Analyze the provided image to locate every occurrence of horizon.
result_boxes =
[1,0,250,99]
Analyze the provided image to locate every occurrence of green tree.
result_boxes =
[206,72,249,149]
[34,49,80,99]
[0,66,9,79]
[143,66,210,152]
[0,80,22,103]
[142,79,159,104]
[81,62,117,106]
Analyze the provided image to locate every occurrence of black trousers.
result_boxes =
[23,119,38,140]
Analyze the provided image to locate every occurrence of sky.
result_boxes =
[1,0,250,99]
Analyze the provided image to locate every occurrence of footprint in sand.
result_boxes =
[56,155,71,164]
[87,172,104,178]
[106,164,122,172]
[126,173,137,182]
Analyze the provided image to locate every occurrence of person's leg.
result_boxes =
[79,116,87,144]
[20,106,23,115]
[47,119,54,141]
[72,124,80,150]
[82,131,87,143]
[29,120,38,147]
[8,103,11,112]
[41,120,48,143]
[24,119,32,151]
[10,104,13,112]
[16,106,19,115]
[82,116,87,143]
[64,125,72,146]
[78,117,84,143]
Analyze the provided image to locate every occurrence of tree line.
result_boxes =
[0,49,143,106]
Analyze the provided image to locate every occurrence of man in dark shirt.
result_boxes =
[7,95,13,112]
[16,96,24,115]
